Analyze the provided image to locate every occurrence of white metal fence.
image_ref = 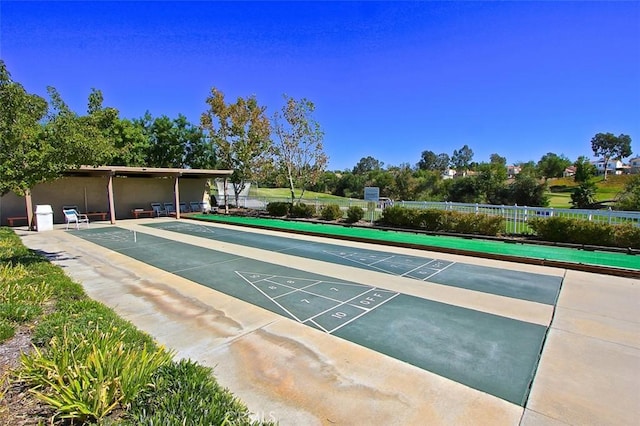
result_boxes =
[216,196,640,234]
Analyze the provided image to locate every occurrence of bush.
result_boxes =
[417,210,444,232]
[614,223,640,248]
[20,325,173,422]
[379,206,420,227]
[529,217,639,248]
[320,204,343,221]
[378,207,504,236]
[266,202,290,217]
[289,202,315,218]
[345,206,365,223]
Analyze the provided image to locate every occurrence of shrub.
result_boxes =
[528,217,575,242]
[417,210,444,232]
[529,216,639,248]
[320,204,343,221]
[474,214,505,236]
[570,182,597,208]
[450,211,479,234]
[614,223,640,248]
[379,206,504,236]
[20,325,173,422]
[379,206,420,227]
[345,206,365,223]
[289,202,315,218]
[266,202,290,217]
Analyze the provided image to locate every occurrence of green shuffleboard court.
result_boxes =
[72,226,550,406]
[145,221,563,305]
[191,214,640,272]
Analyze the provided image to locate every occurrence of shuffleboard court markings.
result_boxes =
[325,249,454,280]
[236,271,399,333]
[313,290,400,334]
[152,222,217,235]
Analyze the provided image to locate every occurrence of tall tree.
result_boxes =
[451,144,474,176]
[273,95,327,202]
[201,88,271,210]
[616,175,640,211]
[0,61,49,197]
[573,156,597,183]
[536,152,571,180]
[435,153,450,173]
[353,156,383,175]
[0,61,113,225]
[388,163,416,201]
[591,132,633,180]
[417,150,437,171]
[85,89,148,167]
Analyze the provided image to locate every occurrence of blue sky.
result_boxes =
[2,1,639,171]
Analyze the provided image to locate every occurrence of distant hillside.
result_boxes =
[547,175,631,208]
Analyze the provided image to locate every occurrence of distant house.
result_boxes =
[563,166,576,178]
[506,165,521,179]
[591,159,625,175]
[441,168,456,180]
[629,157,640,174]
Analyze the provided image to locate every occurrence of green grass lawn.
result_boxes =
[547,175,629,208]
[249,187,348,201]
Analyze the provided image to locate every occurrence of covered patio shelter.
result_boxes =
[0,166,233,228]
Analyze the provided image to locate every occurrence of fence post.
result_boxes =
[474,203,479,215]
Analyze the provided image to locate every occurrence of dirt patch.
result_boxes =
[0,326,58,425]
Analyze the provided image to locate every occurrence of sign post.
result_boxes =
[364,187,380,222]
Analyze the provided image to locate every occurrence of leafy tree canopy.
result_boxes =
[353,156,383,175]
[273,95,327,202]
[616,175,640,211]
[573,156,597,183]
[450,144,474,174]
[201,88,271,208]
[591,132,632,180]
[537,152,571,180]
[0,61,112,196]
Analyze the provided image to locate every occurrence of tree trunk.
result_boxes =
[287,167,295,204]
[25,189,34,231]
[223,178,229,214]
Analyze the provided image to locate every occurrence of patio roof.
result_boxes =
[65,166,234,178]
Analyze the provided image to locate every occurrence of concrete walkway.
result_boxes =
[15,219,640,425]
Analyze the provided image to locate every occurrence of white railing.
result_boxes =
[397,201,640,234]
[215,196,640,234]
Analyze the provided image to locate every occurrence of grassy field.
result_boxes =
[547,175,629,208]
[249,187,348,201]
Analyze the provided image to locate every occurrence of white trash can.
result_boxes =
[35,205,54,232]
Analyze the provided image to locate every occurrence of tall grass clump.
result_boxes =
[124,359,275,425]
[20,324,173,422]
